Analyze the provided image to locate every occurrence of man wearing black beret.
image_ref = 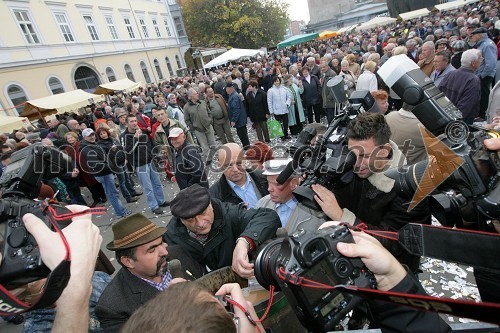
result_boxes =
[164,184,281,278]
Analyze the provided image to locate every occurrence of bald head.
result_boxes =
[218,143,246,185]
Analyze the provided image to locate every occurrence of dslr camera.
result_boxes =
[378,55,500,229]
[287,87,379,210]
[255,225,376,333]
[0,143,72,287]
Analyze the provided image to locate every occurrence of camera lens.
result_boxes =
[384,159,429,198]
[254,239,284,290]
[334,258,353,279]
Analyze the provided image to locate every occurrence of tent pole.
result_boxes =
[37,107,48,127]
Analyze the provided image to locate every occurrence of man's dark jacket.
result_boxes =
[245,88,269,122]
[300,75,322,106]
[95,246,203,333]
[120,130,153,167]
[79,140,111,177]
[164,198,280,271]
[174,141,208,190]
[332,144,431,272]
[209,169,268,206]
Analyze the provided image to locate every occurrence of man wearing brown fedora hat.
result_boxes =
[95,213,200,332]
[165,184,281,279]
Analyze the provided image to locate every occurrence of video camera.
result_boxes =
[378,55,500,229]
[283,84,379,210]
[0,143,72,287]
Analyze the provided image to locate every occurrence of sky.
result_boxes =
[283,0,310,23]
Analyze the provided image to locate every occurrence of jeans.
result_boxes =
[236,126,250,147]
[116,167,138,200]
[94,174,126,217]
[136,163,165,211]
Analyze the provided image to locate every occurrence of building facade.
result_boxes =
[305,0,389,33]
[0,0,189,116]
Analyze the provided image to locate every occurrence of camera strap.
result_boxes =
[277,266,500,325]
[354,223,500,271]
[0,204,106,316]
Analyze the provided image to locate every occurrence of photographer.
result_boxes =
[312,113,431,273]
[119,228,450,333]
[15,205,103,333]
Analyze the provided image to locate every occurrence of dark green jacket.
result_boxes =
[164,198,280,271]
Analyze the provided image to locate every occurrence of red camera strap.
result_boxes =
[277,266,500,325]
[354,223,500,271]
[0,204,106,316]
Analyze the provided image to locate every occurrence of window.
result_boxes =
[154,59,163,80]
[106,67,116,82]
[140,61,152,83]
[175,55,182,68]
[173,16,185,37]
[7,84,28,115]
[163,18,172,37]
[152,19,161,38]
[165,57,174,76]
[74,66,100,90]
[54,12,74,42]
[124,17,136,39]
[13,10,40,44]
[139,18,149,38]
[48,77,65,95]
[105,15,119,40]
[124,64,135,81]
[83,15,99,41]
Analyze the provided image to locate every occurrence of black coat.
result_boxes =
[174,141,208,190]
[369,272,451,332]
[164,198,280,271]
[245,89,269,122]
[79,140,111,176]
[209,169,268,206]
[333,170,431,272]
[120,129,153,167]
[95,246,203,333]
[300,75,322,106]
[98,138,127,173]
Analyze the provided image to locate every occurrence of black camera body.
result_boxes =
[255,225,376,333]
[0,143,72,287]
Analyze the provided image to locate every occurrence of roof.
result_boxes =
[94,78,142,95]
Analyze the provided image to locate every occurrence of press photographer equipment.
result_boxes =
[255,225,376,333]
[282,88,378,211]
[254,224,500,332]
[0,144,104,315]
[377,54,500,229]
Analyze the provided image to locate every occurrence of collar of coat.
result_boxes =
[367,140,405,193]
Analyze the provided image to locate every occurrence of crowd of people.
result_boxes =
[1,0,500,331]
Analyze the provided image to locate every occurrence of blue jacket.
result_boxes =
[227,91,248,128]
[474,35,497,78]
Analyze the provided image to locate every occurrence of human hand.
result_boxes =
[232,240,254,279]
[215,283,264,333]
[484,137,500,151]
[231,121,236,127]
[312,184,343,221]
[134,129,142,138]
[336,230,407,291]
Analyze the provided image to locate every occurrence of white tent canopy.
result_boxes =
[398,8,431,21]
[338,24,358,34]
[203,48,266,68]
[0,116,31,133]
[21,89,104,119]
[356,16,397,31]
[434,0,479,11]
[94,78,142,95]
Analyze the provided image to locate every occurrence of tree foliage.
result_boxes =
[180,0,289,49]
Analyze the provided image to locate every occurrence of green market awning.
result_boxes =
[277,32,319,49]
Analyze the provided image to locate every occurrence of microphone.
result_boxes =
[276,161,296,185]
[167,259,183,279]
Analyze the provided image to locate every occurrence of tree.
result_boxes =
[180,0,289,49]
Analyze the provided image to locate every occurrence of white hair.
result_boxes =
[461,49,481,68]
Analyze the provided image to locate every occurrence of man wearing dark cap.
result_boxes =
[165,184,280,278]
[95,213,197,333]
[469,26,497,120]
